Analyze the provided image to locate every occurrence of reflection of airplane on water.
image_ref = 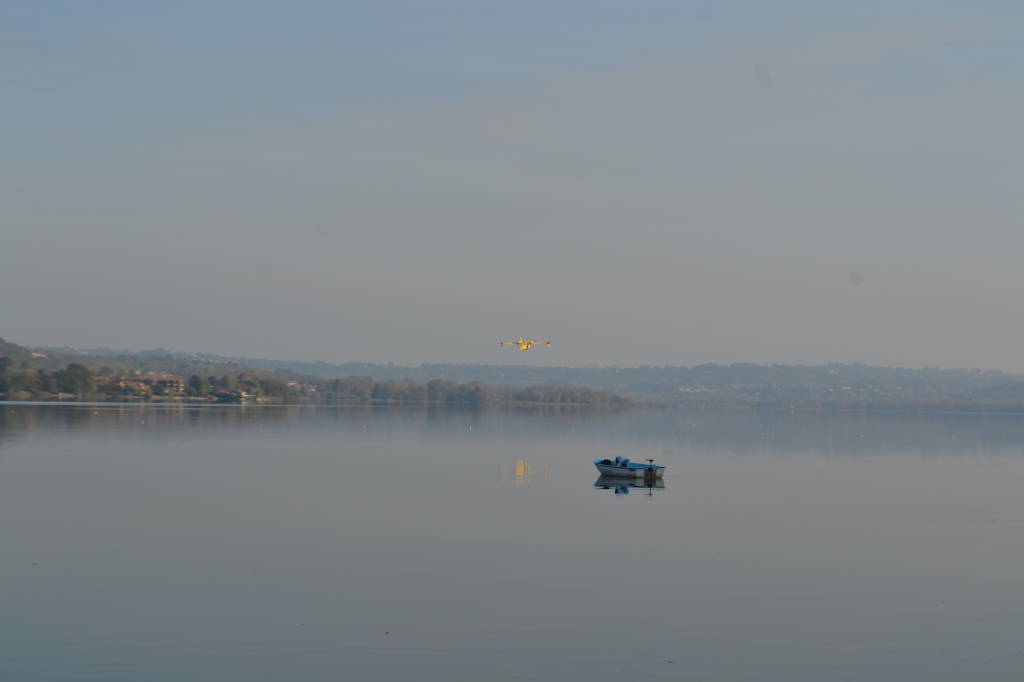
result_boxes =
[594,475,664,497]
[514,458,531,485]
[497,458,549,486]
[499,337,552,351]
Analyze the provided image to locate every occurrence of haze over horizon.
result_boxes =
[19,338,1024,377]
[4,2,1022,370]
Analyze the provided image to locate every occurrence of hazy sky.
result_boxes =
[3,1,1023,369]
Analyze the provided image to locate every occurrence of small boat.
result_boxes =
[594,457,664,478]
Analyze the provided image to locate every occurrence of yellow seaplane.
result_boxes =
[499,337,553,351]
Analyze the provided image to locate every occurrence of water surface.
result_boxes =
[3,404,1024,681]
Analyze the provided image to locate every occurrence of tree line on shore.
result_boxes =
[0,358,96,397]
[0,357,629,407]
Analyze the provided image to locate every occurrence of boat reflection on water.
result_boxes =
[593,475,665,497]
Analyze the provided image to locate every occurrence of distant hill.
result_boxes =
[7,343,629,406]
[0,337,33,363]
[30,345,1024,409]
[34,346,254,379]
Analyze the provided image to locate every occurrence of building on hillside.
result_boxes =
[155,376,185,394]
[214,389,250,403]
[118,378,151,395]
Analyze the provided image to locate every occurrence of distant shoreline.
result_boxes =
[10,336,1024,412]
[0,397,636,410]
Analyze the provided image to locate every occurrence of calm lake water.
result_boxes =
[4,403,1024,681]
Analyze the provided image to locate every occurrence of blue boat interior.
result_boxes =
[595,457,663,471]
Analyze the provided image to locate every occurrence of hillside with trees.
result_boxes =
[14,339,1024,410]
[0,337,32,363]
[0,339,628,406]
